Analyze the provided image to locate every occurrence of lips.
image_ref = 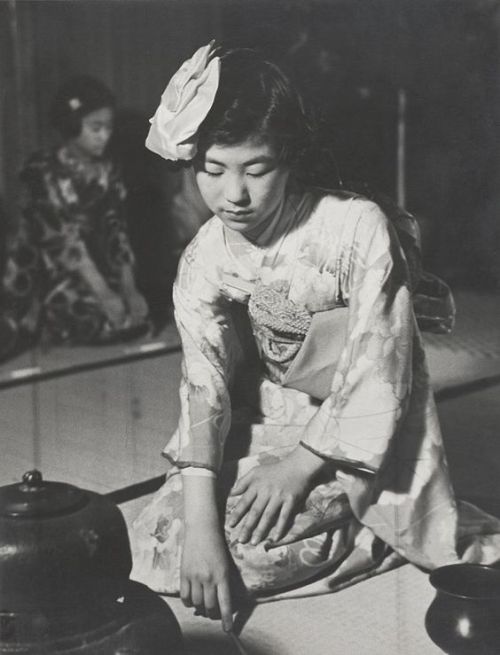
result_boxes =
[223,209,252,216]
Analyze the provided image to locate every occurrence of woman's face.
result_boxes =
[71,107,114,159]
[194,138,290,238]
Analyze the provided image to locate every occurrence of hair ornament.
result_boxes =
[145,41,220,161]
[68,97,82,111]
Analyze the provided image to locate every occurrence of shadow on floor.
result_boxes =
[184,633,272,655]
[461,496,500,519]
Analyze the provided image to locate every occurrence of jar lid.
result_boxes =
[0,470,88,518]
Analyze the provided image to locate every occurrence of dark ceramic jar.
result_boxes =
[0,470,131,614]
[425,563,500,655]
[0,471,184,653]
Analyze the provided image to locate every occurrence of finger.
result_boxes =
[229,469,255,496]
[249,498,281,545]
[228,489,257,528]
[203,585,219,621]
[180,576,191,607]
[217,581,233,633]
[191,581,204,615]
[238,497,269,544]
[271,497,295,542]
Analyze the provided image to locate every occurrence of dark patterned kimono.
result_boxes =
[1,146,138,347]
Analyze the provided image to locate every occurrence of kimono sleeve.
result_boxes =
[163,235,241,473]
[300,202,414,474]
[103,163,135,269]
[17,156,95,276]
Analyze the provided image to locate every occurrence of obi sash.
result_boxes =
[282,307,348,401]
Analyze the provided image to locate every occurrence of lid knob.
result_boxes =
[22,470,43,488]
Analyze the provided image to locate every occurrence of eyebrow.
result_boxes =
[205,155,275,166]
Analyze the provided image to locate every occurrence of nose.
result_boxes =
[224,173,250,206]
[98,128,112,145]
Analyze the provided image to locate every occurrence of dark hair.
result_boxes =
[197,50,311,172]
[196,48,341,188]
[50,75,115,139]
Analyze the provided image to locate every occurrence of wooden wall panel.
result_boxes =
[0,0,223,218]
[13,1,222,150]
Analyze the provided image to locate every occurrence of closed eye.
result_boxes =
[246,168,272,178]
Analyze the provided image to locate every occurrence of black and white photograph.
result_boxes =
[0,1,499,653]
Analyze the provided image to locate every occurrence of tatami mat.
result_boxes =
[422,290,500,391]
[0,352,182,490]
[145,564,442,655]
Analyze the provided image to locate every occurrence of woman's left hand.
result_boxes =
[228,445,326,546]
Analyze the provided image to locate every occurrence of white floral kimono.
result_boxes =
[130,188,500,601]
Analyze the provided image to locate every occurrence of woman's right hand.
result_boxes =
[78,254,127,328]
[101,291,127,328]
[181,523,233,632]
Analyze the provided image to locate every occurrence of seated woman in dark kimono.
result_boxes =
[129,43,500,632]
[0,75,148,358]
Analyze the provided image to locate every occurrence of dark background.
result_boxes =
[1,0,499,297]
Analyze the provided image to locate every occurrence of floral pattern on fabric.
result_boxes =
[2,147,137,344]
[131,188,500,601]
[131,433,388,598]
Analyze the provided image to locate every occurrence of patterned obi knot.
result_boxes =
[248,281,313,380]
[248,280,312,339]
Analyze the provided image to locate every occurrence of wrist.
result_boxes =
[291,443,327,480]
[184,515,221,543]
[79,258,110,296]
[120,266,136,292]
[99,287,118,301]
[121,282,137,296]
[183,475,220,529]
